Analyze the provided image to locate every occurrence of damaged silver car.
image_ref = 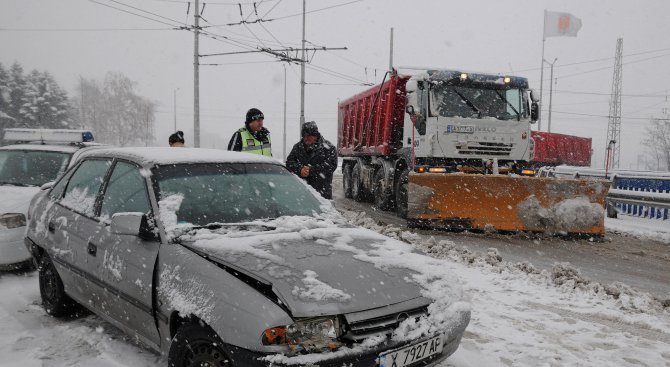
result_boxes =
[24,147,470,367]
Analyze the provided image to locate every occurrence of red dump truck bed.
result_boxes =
[531,131,592,166]
[338,75,410,157]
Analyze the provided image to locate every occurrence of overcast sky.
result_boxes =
[2,0,670,169]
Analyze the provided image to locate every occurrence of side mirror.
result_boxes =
[530,101,539,123]
[110,212,155,239]
[40,181,55,191]
[406,105,415,116]
[529,89,539,102]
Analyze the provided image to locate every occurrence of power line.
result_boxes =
[0,27,175,31]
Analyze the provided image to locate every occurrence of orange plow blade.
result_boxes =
[407,173,610,235]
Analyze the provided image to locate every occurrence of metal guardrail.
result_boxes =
[537,166,670,221]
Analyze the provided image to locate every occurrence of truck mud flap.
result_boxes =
[407,173,610,235]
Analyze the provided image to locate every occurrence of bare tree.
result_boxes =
[642,113,670,171]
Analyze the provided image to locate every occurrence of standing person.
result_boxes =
[227,108,272,156]
[168,131,185,147]
[286,121,338,199]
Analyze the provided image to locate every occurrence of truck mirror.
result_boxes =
[406,105,415,115]
[530,101,539,123]
[529,89,539,102]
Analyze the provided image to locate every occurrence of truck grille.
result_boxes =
[456,141,513,156]
[343,306,428,342]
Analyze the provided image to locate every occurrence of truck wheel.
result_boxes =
[168,322,233,367]
[395,168,409,219]
[351,164,364,202]
[343,164,353,199]
[373,168,391,210]
[38,255,79,317]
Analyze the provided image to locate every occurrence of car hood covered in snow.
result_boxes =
[173,215,449,318]
[0,185,41,215]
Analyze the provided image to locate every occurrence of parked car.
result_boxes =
[24,147,470,367]
[0,128,102,269]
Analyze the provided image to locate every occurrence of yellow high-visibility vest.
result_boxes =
[239,128,272,157]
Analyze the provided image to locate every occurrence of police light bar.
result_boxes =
[3,129,94,143]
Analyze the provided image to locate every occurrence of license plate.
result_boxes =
[379,335,443,367]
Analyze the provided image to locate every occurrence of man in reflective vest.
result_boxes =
[227,108,272,157]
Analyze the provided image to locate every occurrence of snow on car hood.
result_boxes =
[174,215,468,326]
[0,185,41,215]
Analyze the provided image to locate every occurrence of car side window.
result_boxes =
[100,161,152,222]
[60,159,111,216]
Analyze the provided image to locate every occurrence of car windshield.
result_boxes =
[429,85,527,120]
[0,150,71,186]
[154,163,323,225]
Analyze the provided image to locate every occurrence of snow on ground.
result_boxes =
[1,209,669,366]
[606,214,670,244]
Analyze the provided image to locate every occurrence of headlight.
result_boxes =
[0,213,26,229]
[262,317,343,353]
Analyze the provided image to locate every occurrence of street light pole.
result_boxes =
[283,64,287,162]
[173,88,179,132]
[543,57,558,133]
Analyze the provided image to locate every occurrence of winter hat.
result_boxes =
[245,108,264,125]
[169,131,185,145]
[301,121,320,137]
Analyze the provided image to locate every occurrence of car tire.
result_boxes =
[38,255,79,317]
[373,168,391,211]
[395,168,410,219]
[351,164,365,202]
[343,164,353,199]
[168,322,233,367]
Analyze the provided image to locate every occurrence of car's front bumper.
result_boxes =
[227,327,467,367]
[0,227,31,268]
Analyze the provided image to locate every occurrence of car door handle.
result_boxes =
[87,242,97,257]
[48,221,56,233]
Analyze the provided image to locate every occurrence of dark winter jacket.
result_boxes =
[286,137,338,199]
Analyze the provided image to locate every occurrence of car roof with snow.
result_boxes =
[79,147,283,166]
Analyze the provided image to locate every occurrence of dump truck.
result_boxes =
[519,131,592,174]
[337,69,609,235]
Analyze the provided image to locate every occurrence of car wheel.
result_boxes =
[38,255,78,317]
[395,168,409,219]
[168,322,233,367]
[373,168,391,210]
[343,164,353,199]
[351,164,364,202]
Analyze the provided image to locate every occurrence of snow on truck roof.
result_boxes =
[81,147,282,166]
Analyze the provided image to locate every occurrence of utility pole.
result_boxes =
[606,38,623,169]
[173,88,178,132]
[389,28,394,71]
[543,57,557,132]
[283,64,287,161]
[299,0,306,132]
[194,0,201,147]
[80,77,85,128]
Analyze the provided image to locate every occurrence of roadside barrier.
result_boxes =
[538,167,670,221]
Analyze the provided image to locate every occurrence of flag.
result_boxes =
[544,10,582,39]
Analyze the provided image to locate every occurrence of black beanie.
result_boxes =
[302,121,320,137]
[169,131,185,145]
[245,108,264,125]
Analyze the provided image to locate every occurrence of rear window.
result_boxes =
[0,150,71,186]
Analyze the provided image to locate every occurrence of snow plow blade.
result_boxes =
[407,173,610,235]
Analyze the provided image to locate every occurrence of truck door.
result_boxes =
[87,160,160,347]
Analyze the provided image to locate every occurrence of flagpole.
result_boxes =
[538,10,546,132]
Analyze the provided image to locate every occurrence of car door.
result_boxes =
[50,158,112,304]
[86,160,161,346]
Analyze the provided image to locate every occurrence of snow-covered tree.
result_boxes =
[0,63,13,129]
[20,70,72,128]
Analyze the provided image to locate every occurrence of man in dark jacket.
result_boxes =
[286,121,338,199]
[227,108,272,156]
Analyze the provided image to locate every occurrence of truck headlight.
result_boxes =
[262,317,343,353]
[0,213,26,229]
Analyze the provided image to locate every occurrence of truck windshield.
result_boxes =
[154,163,324,225]
[429,85,526,121]
[0,150,71,186]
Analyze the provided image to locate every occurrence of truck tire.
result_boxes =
[373,168,392,210]
[351,164,364,202]
[39,255,79,317]
[395,168,409,219]
[343,164,353,199]
[168,322,233,367]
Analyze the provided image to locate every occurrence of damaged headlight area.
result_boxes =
[262,317,344,354]
[0,213,26,229]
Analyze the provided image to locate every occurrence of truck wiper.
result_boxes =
[494,90,520,121]
[190,222,277,231]
[453,89,482,117]
[0,181,32,187]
